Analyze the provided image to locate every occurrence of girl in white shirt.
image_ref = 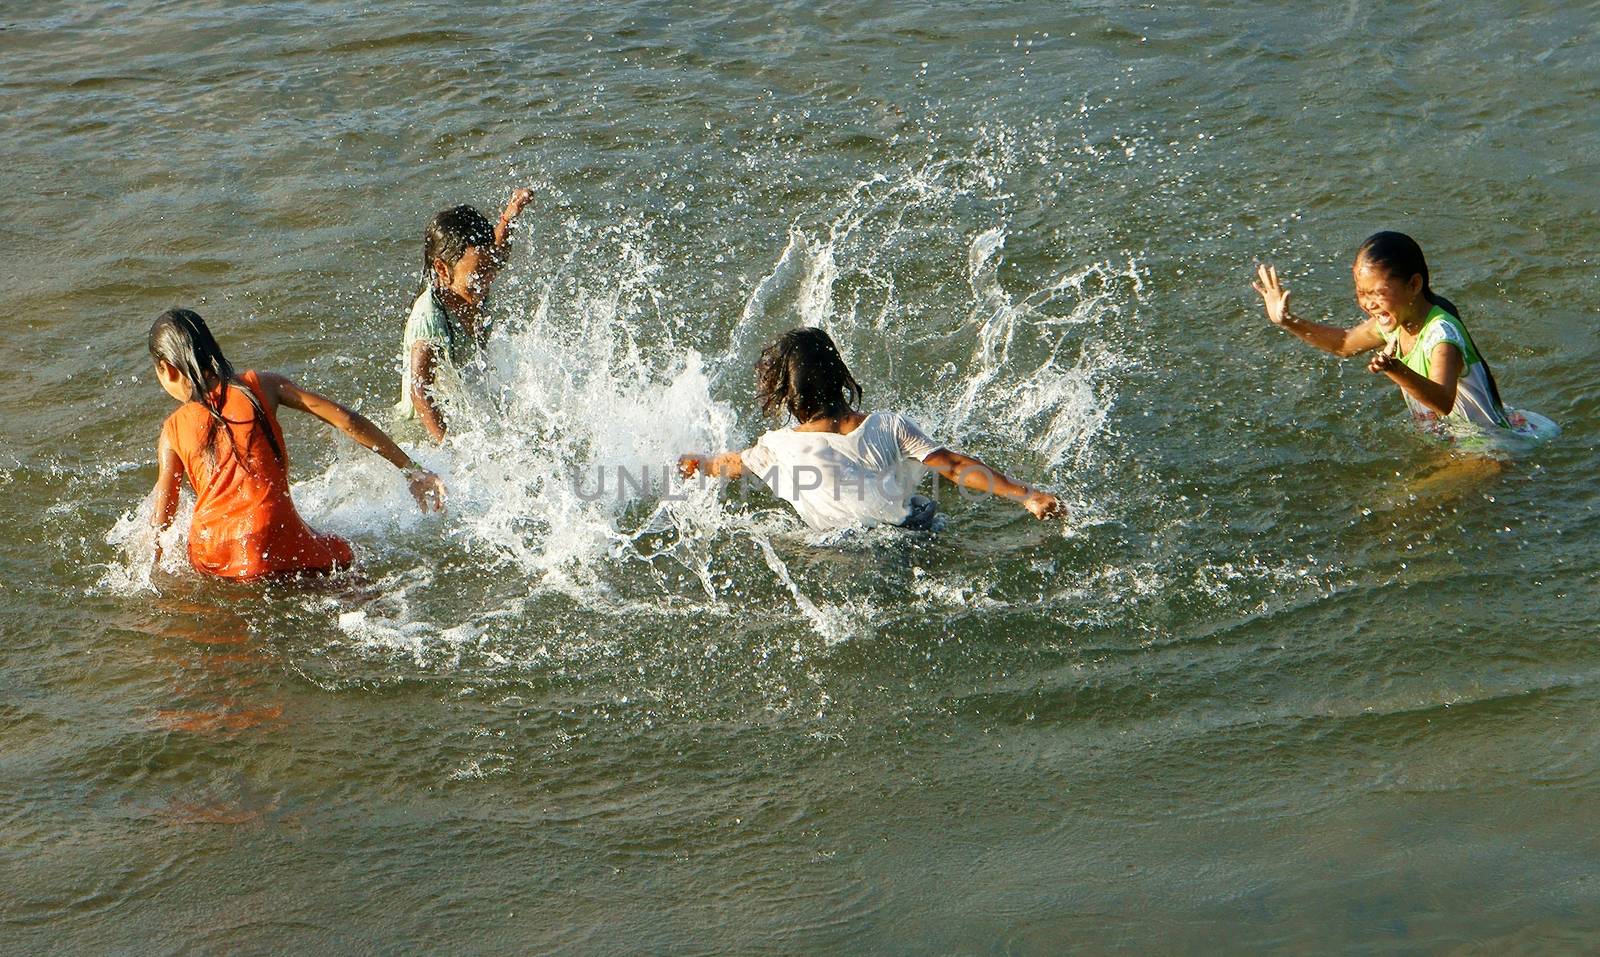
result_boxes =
[679,328,1062,531]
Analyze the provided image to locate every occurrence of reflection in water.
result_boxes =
[155,704,284,736]
[1402,452,1505,502]
[136,602,287,825]
[156,794,280,829]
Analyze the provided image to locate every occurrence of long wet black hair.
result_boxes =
[1356,230,1504,412]
[755,327,863,424]
[420,204,495,295]
[148,308,283,469]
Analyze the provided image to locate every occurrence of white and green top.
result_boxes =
[395,288,470,419]
[1376,304,1507,430]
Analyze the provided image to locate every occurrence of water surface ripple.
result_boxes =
[2,1,1598,954]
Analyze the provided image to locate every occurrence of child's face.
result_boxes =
[433,245,502,308]
[154,359,191,402]
[1352,260,1423,331]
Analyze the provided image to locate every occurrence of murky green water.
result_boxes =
[3,1,1598,953]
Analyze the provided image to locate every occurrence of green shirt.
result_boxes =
[395,288,470,419]
[1375,304,1507,429]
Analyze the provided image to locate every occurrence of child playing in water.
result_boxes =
[398,187,534,442]
[1253,231,1511,431]
[150,308,445,580]
[678,327,1062,531]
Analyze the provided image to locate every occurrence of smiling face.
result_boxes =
[1353,258,1425,332]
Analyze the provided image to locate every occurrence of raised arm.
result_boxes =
[409,341,449,443]
[1368,340,1461,416]
[1254,264,1383,357]
[492,187,535,252]
[258,372,446,512]
[922,448,1061,519]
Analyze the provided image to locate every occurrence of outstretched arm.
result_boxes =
[409,341,449,444]
[259,372,446,512]
[1253,264,1383,357]
[1368,341,1461,416]
[923,448,1062,519]
[678,451,746,481]
[469,188,535,310]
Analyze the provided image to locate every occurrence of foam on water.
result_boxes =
[100,491,194,594]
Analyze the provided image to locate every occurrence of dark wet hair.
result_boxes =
[148,308,282,469]
[1356,231,1503,411]
[1356,231,1460,316]
[755,327,863,424]
[421,204,495,292]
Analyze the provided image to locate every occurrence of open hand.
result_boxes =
[407,469,447,512]
[1024,490,1064,520]
[1252,264,1292,326]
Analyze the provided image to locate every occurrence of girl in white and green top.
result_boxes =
[1253,230,1509,432]
[397,188,534,442]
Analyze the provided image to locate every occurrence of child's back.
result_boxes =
[679,327,1062,531]
[741,411,940,530]
[162,370,351,578]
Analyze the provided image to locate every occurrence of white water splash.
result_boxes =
[99,491,194,594]
[99,138,1144,649]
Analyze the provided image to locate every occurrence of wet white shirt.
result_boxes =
[739,412,943,530]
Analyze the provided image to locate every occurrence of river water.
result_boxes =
[3,1,1598,953]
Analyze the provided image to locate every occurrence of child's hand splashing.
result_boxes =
[1023,490,1063,520]
[1252,263,1293,326]
[406,467,447,513]
[503,187,535,223]
[677,452,744,480]
[1367,337,1399,375]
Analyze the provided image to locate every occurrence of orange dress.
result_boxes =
[162,371,353,579]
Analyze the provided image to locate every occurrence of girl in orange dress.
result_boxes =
[148,308,445,580]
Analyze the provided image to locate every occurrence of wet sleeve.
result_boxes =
[1421,321,1467,375]
[403,294,451,353]
[1424,320,1466,355]
[891,414,942,462]
[739,438,777,490]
